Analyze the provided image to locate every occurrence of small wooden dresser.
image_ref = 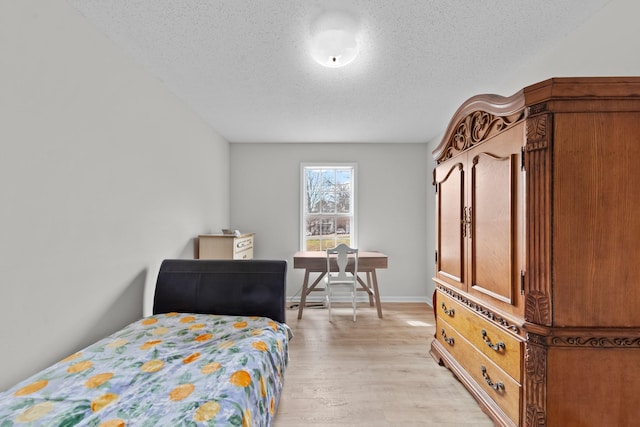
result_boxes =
[198,233,254,260]
[430,77,640,427]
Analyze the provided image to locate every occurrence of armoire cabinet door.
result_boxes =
[467,126,525,314]
[434,159,466,291]
[434,124,525,314]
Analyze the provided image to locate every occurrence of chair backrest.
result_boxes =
[326,243,358,281]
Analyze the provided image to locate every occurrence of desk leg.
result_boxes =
[371,269,383,319]
[297,270,310,320]
[366,271,374,306]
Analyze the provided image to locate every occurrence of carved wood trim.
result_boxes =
[528,102,548,116]
[550,336,640,348]
[525,114,549,152]
[526,405,546,427]
[524,113,553,326]
[435,284,522,335]
[524,323,640,348]
[524,337,548,427]
[433,92,526,163]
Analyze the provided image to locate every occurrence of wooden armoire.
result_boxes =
[430,77,640,427]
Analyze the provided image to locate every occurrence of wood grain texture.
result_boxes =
[433,77,640,426]
[551,111,640,327]
[276,303,494,426]
[437,292,522,381]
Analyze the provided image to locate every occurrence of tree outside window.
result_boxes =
[301,164,356,251]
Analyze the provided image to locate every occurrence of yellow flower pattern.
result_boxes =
[98,419,125,427]
[15,401,54,422]
[106,339,128,349]
[139,339,162,350]
[194,333,213,342]
[259,376,267,397]
[180,315,196,323]
[201,362,222,374]
[168,383,195,401]
[141,359,165,373]
[182,352,200,364]
[85,372,114,388]
[218,340,235,349]
[91,392,119,412]
[252,341,268,352]
[0,313,291,426]
[67,360,93,373]
[60,352,82,363]
[229,370,252,387]
[193,401,221,422]
[152,326,169,336]
[243,408,252,427]
[13,379,48,396]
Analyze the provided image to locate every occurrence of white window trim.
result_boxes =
[300,162,358,251]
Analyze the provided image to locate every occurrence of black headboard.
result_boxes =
[152,259,287,323]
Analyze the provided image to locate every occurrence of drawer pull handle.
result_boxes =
[441,302,455,317]
[481,329,506,352]
[440,328,455,345]
[236,240,252,249]
[481,366,505,391]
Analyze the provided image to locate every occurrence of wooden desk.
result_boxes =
[293,251,388,319]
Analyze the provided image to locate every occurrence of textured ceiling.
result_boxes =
[66,0,610,143]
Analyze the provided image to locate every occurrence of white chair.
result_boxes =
[325,243,358,321]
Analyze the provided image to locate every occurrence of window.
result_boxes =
[301,164,356,251]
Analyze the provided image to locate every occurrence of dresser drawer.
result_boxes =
[436,316,521,425]
[436,291,522,382]
[233,236,253,259]
[198,233,254,260]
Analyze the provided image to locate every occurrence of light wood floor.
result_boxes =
[275,303,494,426]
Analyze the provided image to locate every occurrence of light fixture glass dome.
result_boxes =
[310,10,360,68]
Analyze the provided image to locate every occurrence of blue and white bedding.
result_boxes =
[0,312,291,426]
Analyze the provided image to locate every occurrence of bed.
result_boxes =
[0,259,291,426]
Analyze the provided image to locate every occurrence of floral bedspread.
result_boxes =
[0,312,292,426]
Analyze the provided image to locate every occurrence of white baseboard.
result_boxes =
[286,295,431,305]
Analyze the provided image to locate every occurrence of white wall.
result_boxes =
[0,0,229,391]
[498,0,640,95]
[229,143,433,303]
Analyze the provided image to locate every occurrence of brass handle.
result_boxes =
[441,302,455,317]
[481,329,505,352]
[461,207,472,238]
[440,329,455,345]
[481,366,505,391]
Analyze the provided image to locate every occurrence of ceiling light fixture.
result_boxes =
[310,10,360,68]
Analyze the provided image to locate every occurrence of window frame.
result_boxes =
[300,163,357,251]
